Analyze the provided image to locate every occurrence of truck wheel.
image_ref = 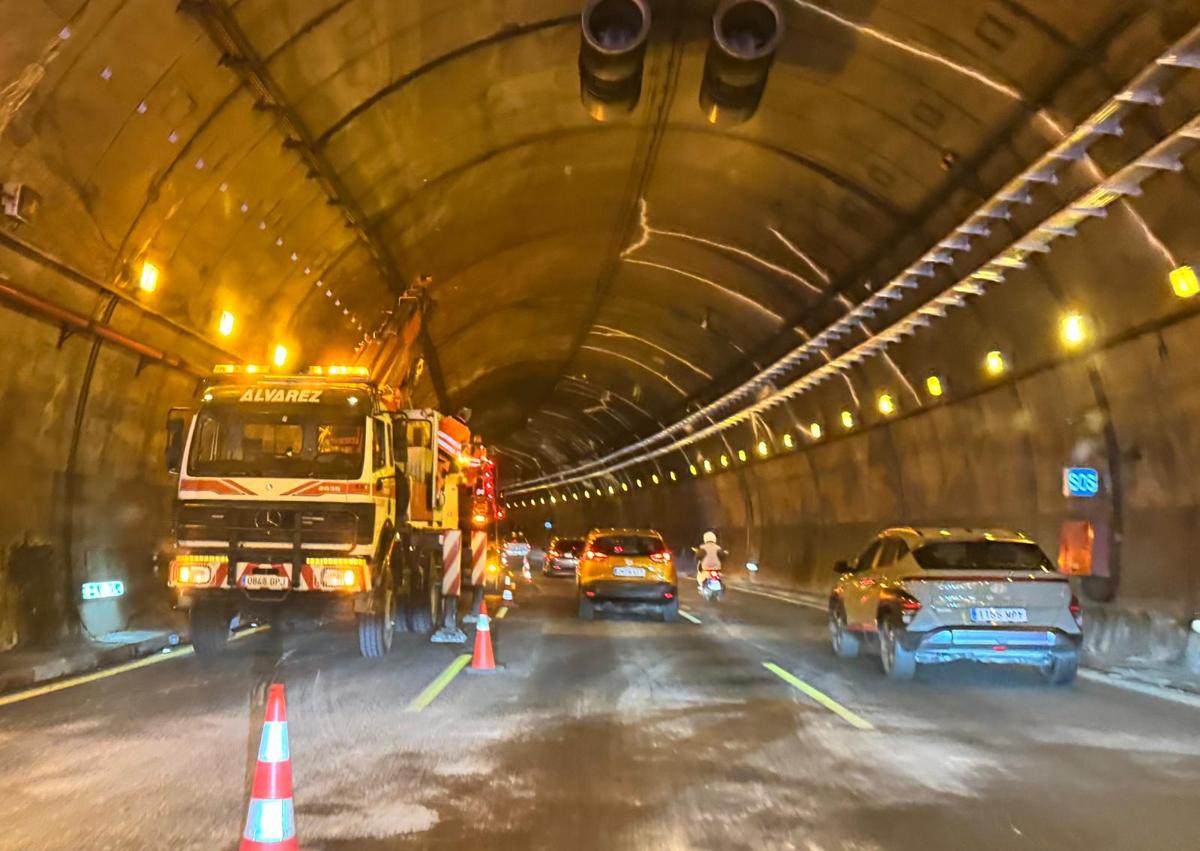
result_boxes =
[357,588,395,658]
[1041,650,1079,686]
[406,562,440,634]
[191,601,230,657]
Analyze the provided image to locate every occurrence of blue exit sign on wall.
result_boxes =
[1062,467,1100,498]
[81,581,125,600]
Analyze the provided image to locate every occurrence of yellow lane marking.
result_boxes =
[496,607,509,620]
[679,610,702,624]
[0,625,269,709]
[763,662,875,731]
[406,654,472,713]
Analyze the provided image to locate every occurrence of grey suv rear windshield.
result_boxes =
[554,539,584,555]
[913,541,1055,572]
[591,535,664,556]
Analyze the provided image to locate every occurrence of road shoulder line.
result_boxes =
[727,583,826,611]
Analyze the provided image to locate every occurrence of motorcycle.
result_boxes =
[698,569,725,601]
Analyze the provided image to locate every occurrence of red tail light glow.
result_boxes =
[897,592,921,625]
[649,551,672,564]
[663,591,675,599]
[584,550,607,561]
[1069,594,1083,627]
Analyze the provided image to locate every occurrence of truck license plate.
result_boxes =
[612,566,646,578]
[244,573,288,590]
[969,607,1027,624]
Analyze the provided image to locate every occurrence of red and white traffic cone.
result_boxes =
[240,684,299,850]
[468,596,496,672]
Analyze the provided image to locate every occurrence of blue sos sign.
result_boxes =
[1063,467,1100,498]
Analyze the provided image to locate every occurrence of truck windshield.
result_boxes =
[187,404,366,480]
[912,541,1056,572]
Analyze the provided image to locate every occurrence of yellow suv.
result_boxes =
[577,528,678,621]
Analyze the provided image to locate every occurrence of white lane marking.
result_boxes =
[727,583,826,611]
[1078,669,1200,710]
[679,610,702,624]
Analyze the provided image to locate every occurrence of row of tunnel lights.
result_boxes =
[503,283,1200,509]
[90,26,374,354]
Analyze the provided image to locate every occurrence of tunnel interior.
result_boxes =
[4,0,1200,643]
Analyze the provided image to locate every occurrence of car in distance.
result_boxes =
[577,528,677,622]
[544,536,584,577]
[501,531,531,567]
[828,527,1082,684]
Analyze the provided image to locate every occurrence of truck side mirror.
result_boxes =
[165,411,189,474]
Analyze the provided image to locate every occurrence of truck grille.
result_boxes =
[176,501,374,553]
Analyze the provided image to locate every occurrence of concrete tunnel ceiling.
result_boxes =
[6,2,1200,601]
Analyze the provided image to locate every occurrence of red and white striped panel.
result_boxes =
[437,431,462,457]
[442,530,462,597]
[470,531,487,585]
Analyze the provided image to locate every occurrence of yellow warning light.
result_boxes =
[1060,312,1088,348]
[877,393,896,416]
[840,410,855,430]
[926,375,944,398]
[782,433,795,448]
[984,350,1006,377]
[218,311,235,337]
[737,450,748,462]
[472,513,487,525]
[212,364,269,376]
[1170,265,1200,299]
[720,454,730,468]
[690,464,699,476]
[308,365,370,377]
[272,345,289,368]
[138,260,160,293]
[757,441,769,457]
[810,422,823,440]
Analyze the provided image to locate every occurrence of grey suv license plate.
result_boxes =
[969,607,1027,624]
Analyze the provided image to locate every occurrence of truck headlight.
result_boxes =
[172,556,217,585]
[320,567,358,588]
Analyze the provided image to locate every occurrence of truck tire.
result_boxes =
[357,588,395,658]
[191,601,230,657]
[406,561,440,634]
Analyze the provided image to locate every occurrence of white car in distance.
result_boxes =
[828,527,1083,684]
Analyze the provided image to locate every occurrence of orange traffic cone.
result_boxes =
[240,684,299,850]
[469,596,496,672]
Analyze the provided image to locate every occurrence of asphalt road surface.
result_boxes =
[1,577,1197,850]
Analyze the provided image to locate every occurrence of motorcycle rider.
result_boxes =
[693,531,727,592]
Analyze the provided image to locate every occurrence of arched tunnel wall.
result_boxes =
[512,303,1200,618]
[0,249,211,645]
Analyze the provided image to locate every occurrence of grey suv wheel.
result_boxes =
[879,620,917,680]
[829,604,860,658]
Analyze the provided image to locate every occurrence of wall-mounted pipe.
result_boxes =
[700,0,784,125]
[579,0,652,121]
[0,277,207,378]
